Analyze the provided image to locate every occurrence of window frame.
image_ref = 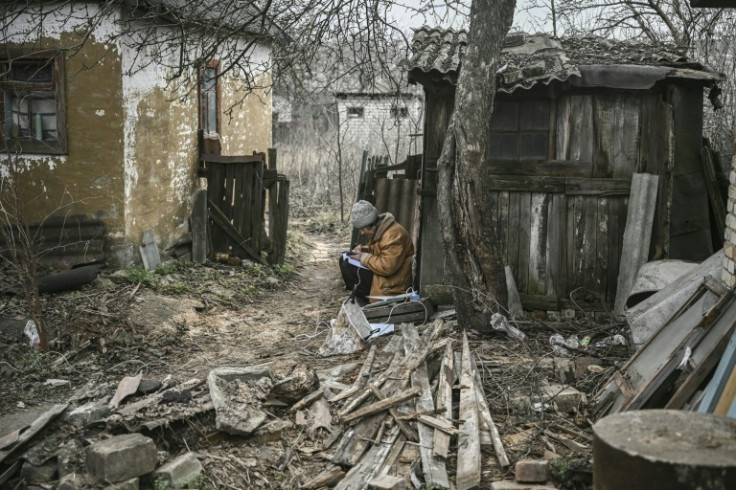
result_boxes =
[390,105,409,118]
[199,60,221,136]
[0,52,67,155]
[488,97,553,162]
[347,106,364,119]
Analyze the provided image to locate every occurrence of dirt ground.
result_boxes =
[0,220,629,489]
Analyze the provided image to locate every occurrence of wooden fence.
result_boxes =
[198,149,289,265]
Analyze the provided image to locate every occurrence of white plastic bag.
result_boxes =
[24,320,40,348]
[491,313,528,341]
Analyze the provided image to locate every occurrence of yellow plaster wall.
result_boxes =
[4,33,125,244]
[124,86,198,260]
[219,71,273,155]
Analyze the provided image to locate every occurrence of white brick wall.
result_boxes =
[336,93,423,163]
[723,146,736,288]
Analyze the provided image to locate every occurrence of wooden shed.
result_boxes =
[407,29,725,310]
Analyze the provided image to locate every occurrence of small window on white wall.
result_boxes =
[200,62,219,135]
[347,107,364,118]
[391,106,409,118]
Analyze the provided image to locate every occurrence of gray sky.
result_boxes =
[388,0,553,35]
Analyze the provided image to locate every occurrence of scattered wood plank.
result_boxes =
[418,415,458,435]
[290,386,326,412]
[404,324,450,489]
[370,384,418,442]
[456,333,481,490]
[330,345,377,403]
[335,425,401,490]
[622,290,734,411]
[340,387,422,426]
[300,465,345,489]
[338,352,401,420]
[433,342,454,459]
[471,356,509,467]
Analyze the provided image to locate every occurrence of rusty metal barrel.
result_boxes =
[593,410,736,490]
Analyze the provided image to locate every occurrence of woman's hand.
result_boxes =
[351,245,364,260]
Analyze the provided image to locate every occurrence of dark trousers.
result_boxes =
[339,256,373,304]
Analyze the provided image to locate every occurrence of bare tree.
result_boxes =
[437,0,516,327]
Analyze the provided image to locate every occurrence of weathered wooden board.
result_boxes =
[613,173,659,317]
[528,193,549,296]
[456,333,481,490]
[433,343,454,459]
[517,191,531,292]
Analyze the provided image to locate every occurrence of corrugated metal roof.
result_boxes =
[406,27,723,92]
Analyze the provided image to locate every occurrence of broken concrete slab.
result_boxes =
[85,433,157,483]
[0,404,68,466]
[515,459,549,483]
[208,360,310,436]
[541,384,585,413]
[151,452,202,489]
[64,401,112,427]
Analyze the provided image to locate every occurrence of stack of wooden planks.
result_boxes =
[594,275,736,417]
[301,320,509,490]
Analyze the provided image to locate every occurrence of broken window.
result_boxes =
[200,63,220,135]
[489,99,551,161]
[347,107,364,118]
[390,105,409,118]
[0,54,67,154]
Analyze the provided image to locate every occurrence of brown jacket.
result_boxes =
[359,213,415,300]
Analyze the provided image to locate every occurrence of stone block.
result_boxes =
[561,309,576,320]
[21,459,58,483]
[546,311,561,321]
[151,452,203,489]
[540,384,585,413]
[515,459,549,483]
[86,433,157,483]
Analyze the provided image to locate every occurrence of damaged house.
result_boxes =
[405,29,726,311]
[0,1,276,266]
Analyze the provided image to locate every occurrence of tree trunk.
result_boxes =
[437,0,516,330]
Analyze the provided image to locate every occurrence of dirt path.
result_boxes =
[131,226,351,380]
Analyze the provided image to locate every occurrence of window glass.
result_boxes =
[489,98,550,161]
[200,65,219,134]
[347,107,364,118]
[1,56,65,154]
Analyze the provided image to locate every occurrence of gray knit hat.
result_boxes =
[351,200,378,228]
